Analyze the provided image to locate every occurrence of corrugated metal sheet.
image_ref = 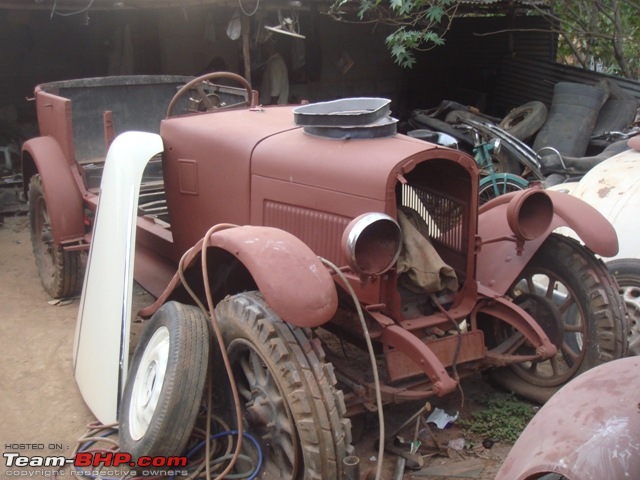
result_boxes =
[408,15,556,112]
[494,57,640,115]
[440,15,555,67]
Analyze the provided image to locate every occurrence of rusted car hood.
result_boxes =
[251,126,456,201]
[161,105,474,254]
[163,105,462,200]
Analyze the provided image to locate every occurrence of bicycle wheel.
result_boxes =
[478,173,529,204]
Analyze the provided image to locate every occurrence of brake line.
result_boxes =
[320,257,385,480]
[177,223,245,480]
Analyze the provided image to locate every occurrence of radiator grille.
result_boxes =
[263,201,351,265]
[401,184,465,253]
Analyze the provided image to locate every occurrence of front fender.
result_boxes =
[496,356,640,480]
[22,136,84,244]
[144,225,338,328]
[477,189,618,294]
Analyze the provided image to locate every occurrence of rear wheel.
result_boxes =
[607,258,640,356]
[490,234,627,403]
[214,292,352,479]
[29,174,82,298]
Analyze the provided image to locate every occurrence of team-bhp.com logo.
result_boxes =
[4,451,188,476]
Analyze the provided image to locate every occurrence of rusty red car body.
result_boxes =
[21,74,628,478]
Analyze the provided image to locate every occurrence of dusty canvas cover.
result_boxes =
[396,207,458,293]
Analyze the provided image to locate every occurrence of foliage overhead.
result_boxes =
[533,0,640,79]
[329,0,640,79]
[329,0,458,68]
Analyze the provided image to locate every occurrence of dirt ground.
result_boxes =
[0,214,517,480]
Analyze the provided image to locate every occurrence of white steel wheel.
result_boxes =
[607,258,640,356]
[119,301,210,460]
[128,325,170,440]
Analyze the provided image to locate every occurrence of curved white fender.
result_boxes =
[73,131,163,424]
[549,147,640,260]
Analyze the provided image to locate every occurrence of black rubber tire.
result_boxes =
[499,101,548,141]
[478,173,528,205]
[593,80,637,136]
[489,234,627,403]
[119,301,210,460]
[214,292,352,480]
[533,82,607,158]
[29,174,82,298]
[554,81,609,103]
[607,258,640,356]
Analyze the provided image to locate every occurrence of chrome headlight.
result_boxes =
[341,213,402,276]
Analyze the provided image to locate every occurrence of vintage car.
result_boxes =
[21,72,628,478]
[548,135,640,356]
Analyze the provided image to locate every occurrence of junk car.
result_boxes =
[22,72,628,478]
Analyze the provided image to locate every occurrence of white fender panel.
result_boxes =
[549,148,640,260]
[73,132,163,424]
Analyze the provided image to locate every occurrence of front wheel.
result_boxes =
[478,173,529,204]
[490,234,627,403]
[214,292,352,479]
[29,174,82,298]
[119,301,210,460]
[607,258,640,356]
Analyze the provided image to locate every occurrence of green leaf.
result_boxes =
[425,5,445,23]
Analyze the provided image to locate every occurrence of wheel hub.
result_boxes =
[128,326,170,440]
[41,227,53,246]
[514,293,563,347]
[230,342,298,476]
[245,387,277,434]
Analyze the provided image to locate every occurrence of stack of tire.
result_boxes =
[533,82,608,170]
[532,80,638,177]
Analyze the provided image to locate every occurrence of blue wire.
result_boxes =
[173,430,263,480]
[72,428,263,480]
[72,428,122,480]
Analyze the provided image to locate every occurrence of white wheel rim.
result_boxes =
[620,283,640,355]
[128,326,170,440]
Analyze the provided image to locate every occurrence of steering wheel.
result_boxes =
[166,72,254,118]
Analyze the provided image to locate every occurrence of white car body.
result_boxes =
[548,138,640,260]
[549,136,640,357]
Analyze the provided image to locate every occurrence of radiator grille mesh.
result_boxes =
[264,201,351,265]
[401,184,465,253]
